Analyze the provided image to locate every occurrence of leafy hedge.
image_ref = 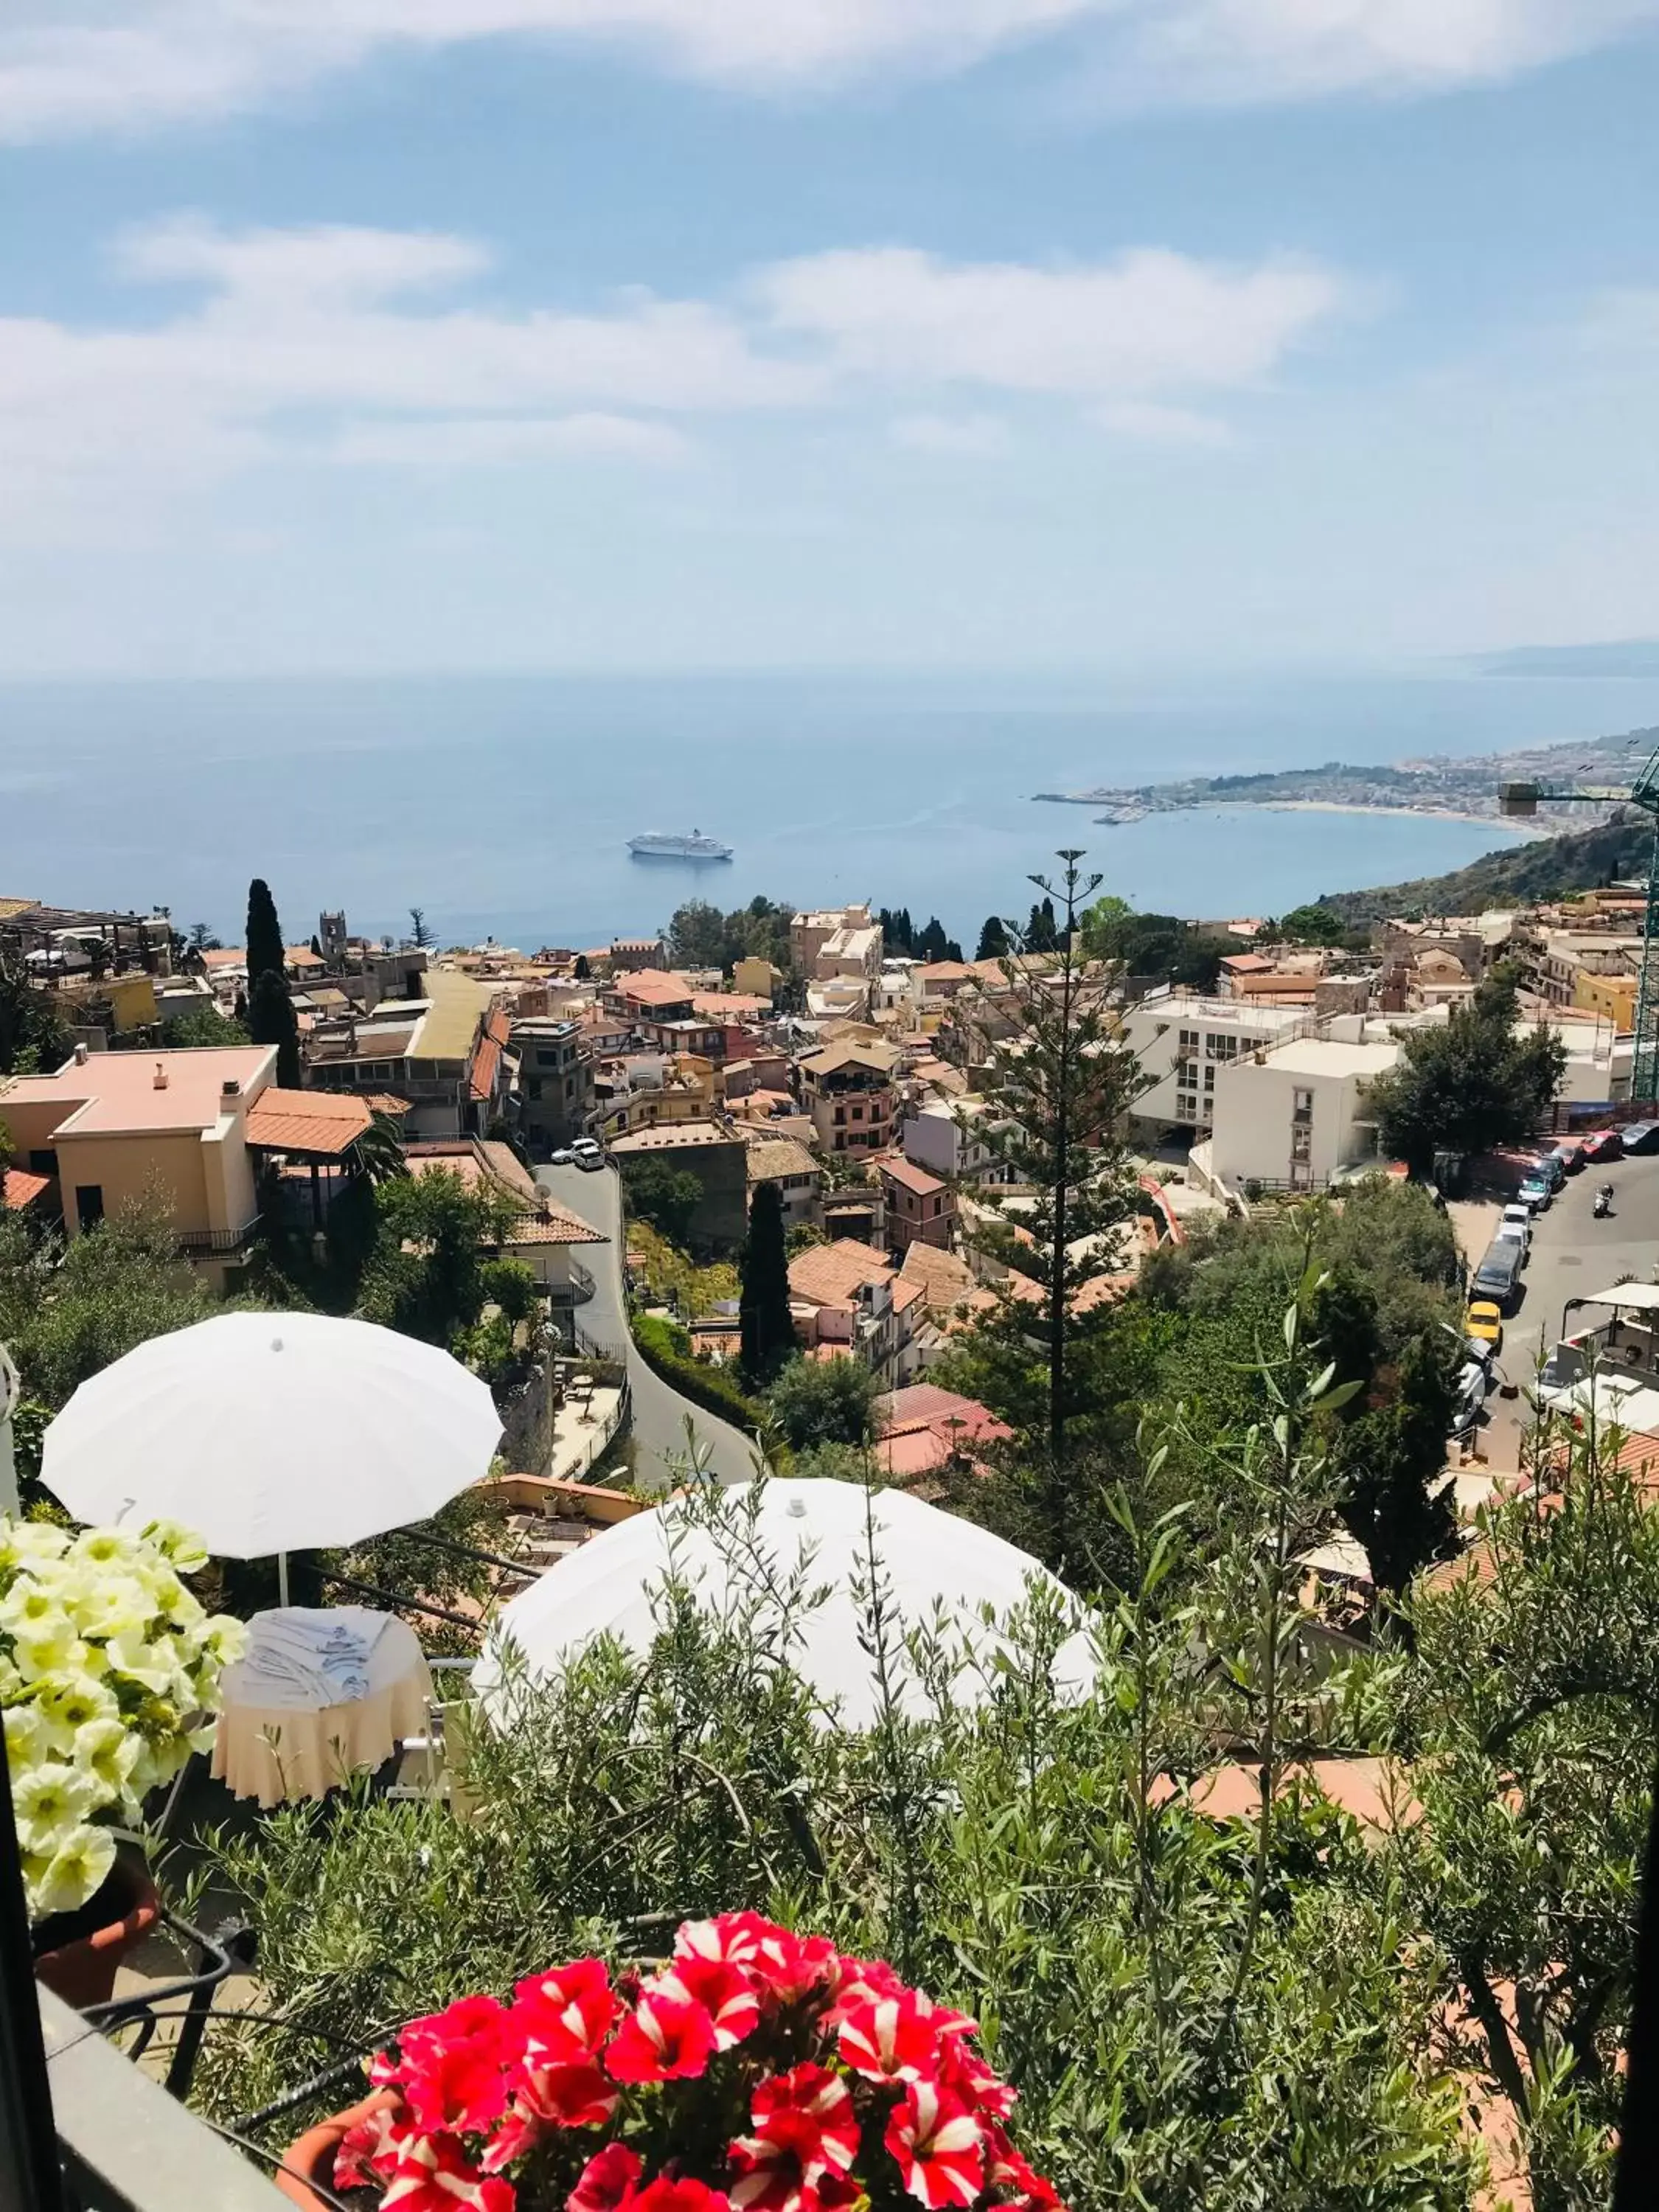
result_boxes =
[630,1311,766,1432]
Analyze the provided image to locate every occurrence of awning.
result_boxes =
[1580,1281,1659,1315]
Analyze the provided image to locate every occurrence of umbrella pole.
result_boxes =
[278,1551,290,1609]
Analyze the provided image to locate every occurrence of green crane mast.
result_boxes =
[1500,731,1659,1103]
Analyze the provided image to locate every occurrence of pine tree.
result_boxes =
[739,1181,796,1388]
[969,852,1147,1557]
[408,907,434,949]
[249,968,302,1088]
[975,915,1009,961]
[246,878,285,987]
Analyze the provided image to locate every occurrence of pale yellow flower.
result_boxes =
[34,1670,120,1747]
[4,1703,46,1769]
[72,1717,142,1805]
[100,1630,176,1696]
[139,1520,209,1576]
[12,1761,100,1852]
[6,1523,71,1565]
[31,1824,116,1919]
[69,1575,158,1641]
[10,1619,93,1683]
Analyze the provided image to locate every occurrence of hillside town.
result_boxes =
[4,861,1659,2212]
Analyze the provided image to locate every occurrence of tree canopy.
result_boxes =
[764,1353,878,1449]
[248,967,302,1088]
[667,897,793,976]
[620,1157,704,1247]
[1368,966,1567,1172]
[738,1181,793,1388]
[245,877,285,986]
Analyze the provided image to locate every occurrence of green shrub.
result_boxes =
[632,1311,765,1430]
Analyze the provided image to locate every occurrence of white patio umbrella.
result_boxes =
[476,1477,1097,1729]
[41,1312,501,1602]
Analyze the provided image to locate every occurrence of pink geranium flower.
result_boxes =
[605,1991,719,2084]
[566,2143,643,2212]
[375,2127,516,2212]
[884,2081,986,2210]
[513,1961,619,2065]
[397,1995,517,2136]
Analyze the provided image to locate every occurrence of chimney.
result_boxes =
[73,1041,88,1065]
[222,1078,240,1099]
[153,1062,169,1091]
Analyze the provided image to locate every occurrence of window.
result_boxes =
[1176,1092,1198,1121]
[852,1105,864,1121]
[1293,1088,1314,1124]
[28,1149,55,1176]
[1203,1065,1215,1091]
[528,1077,543,1100]
[1176,1060,1197,1088]
[1291,1124,1312,1162]
[835,1134,846,1152]
[1178,1028,1199,1052]
[1210,1034,1239,1062]
[75,1185,105,1232]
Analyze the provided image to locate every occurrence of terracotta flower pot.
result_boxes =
[33,1852,161,2011]
[276,2088,401,2209]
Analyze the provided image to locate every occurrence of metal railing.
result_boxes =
[173,1221,261,1256]
[547,1258,597,1307]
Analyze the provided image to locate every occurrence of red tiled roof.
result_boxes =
[787,1237,894,1306]
[243,1088,373,1156]
[618,972,694,1007]
[877,1384,1012,1442]
[470,1033,503,1102]
[880,1155,945,1197]
[486,1006,512,1048]
[1,1166,52,1211]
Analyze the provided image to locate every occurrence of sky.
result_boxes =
[4,2,1659,675]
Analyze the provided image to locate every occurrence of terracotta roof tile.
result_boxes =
[787,1237,894,1306]
[244,1088,373,1155]
[470,1033,503,1102]
[897,1242,975,1306]
[880,1155,945,1197]
[1,1166,52,1211]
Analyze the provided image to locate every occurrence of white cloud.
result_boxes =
[0,0,1653,139]
[758,246,1350,397]
[331,412,695,466]
[888,412,1009,454]
[1093,398,1234,445]
[0,217,1351,543]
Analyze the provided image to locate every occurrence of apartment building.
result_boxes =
[796,1040,899,1155]
[786,1238,922,1385]
[304,967,509,1138]
[608,1120,749,1252]
[512,1015,596,1153]
[878,1155,955,1256]
[1206,1036,1399,1194]
[744,1133,823,1231]
[1118,987,1313,1139]
[790,903,877,975]
[900,1095,1011,1185]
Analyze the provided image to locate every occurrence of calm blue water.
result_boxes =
[3,669,1658,950]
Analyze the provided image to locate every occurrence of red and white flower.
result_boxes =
[633,2180,731,2212]
[984,2130,1062,2210]
[605,1991,718,2084]
[481,2062,620,2170]
[884,2081,986,2210]
[672,1913,775,1972]
[397,1995,517,2137]
[334,2102,420,2190]
[651,1958,759,2052]
[376,2128,517,2212]
[730,2065,859,2212]
[567,2143,643,2212]
[512,1960,619,2065]
[837,1991,966,2086]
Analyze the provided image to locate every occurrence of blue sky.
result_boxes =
[4,3,1659,675]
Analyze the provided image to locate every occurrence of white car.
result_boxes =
[1495,1203,1532,1252]
[571,1138,605,1170]
[548,1147,575,1167]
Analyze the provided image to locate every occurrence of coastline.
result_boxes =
[1233,800,1545,837]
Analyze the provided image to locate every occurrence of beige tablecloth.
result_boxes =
[212,1611,433,1806]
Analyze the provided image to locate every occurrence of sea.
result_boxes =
[4,666,1659,953]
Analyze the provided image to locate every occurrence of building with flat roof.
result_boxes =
[1119,987,1315,1141]
[303,967,509,1138]
[1206,1034,1400,1194]
[609,1119,748,1253]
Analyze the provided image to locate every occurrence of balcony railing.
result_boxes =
[546,1258,597,1307]
[174,1221,261,1256]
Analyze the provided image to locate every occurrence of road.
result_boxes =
[537,1162,759,1491]
[1477,1146,1659,1467]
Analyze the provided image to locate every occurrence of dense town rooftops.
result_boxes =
[796,1041,898,1078]
[744,1135,820,1183]
[878,1154,946,1197]
[787,1237,896,1306]
[608,1120,740,1154]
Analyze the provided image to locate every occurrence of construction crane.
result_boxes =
[1499,731,1659,1102]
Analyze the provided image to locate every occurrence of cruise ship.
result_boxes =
[627,829,733,862]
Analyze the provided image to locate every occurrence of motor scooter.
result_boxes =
[1594,1183,1614,1218]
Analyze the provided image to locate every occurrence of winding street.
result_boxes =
[536,1161,760,1491]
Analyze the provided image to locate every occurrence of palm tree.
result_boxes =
[353,1110,408,1186]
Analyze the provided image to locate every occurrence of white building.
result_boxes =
[1119,988,1315,1138]
[901,1096,1013,1186]
[1206,1035,1401,1194]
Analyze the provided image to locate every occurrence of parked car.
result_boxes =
[1464,1333,1497,1370]
[1465,1298,1503,1350]
[1496,1202,1533,1251]
[1549,1141,1585,1177]
[1517,1175,1552,1211]
[548,1147,576,1166]
[571,1137,605,1170]
[1471,1242,1526,1312]
[1532,1150,1566,1191]
[1582,1127,1624,1164]
[1615,1120,1659,1155]
[1450,1360,1490,1438]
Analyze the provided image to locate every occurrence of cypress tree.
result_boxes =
[249,968,302,1088]
[740,1181,795,1388]
[246,878,285,986]
[976,915,1010,961]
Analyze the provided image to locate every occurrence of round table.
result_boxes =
[212,1608,434,1806]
